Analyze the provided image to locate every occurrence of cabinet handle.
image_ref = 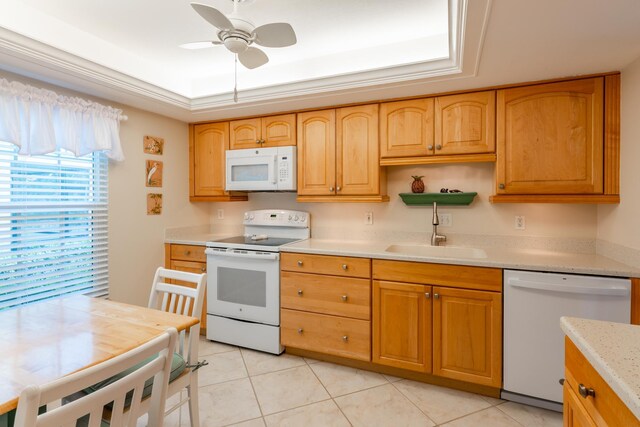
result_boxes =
[425,292,430,299]
[434,293,440,299]
[336,186,341,192]
[436,144,442,150]
[297,289,303,296]
[297,328,304,334]
[342,335,349,342]
[297,260,303,267]
[341,295,348,302]
[341,264,348,271]
[499,183,505,190]
[578,384,595,398]
[329,186,335,192]
[428,145,434,150]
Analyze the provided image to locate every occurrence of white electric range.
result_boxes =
[204,209,310,354]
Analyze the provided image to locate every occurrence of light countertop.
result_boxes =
[281,238,640,277]
[561,317,640,419]
[164,232,231,246]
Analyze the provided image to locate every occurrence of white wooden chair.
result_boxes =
[13,328,178,427]
[147,267,207,427]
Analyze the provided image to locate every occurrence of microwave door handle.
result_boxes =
[271,155,277,184]
[205,248,279,261]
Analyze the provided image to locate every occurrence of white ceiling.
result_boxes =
[1,0,640,122]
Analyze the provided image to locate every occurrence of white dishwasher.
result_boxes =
[502,270,631,411]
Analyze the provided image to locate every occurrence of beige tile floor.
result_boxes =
[161,337,564,427]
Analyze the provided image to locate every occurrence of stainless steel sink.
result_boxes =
[384,244,488,259]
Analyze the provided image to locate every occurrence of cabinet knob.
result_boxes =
[342,335,349,342]
[434,293,440,299]
[428,145,434,150]
[336,186,341,192]
[297,260,303,267]
[341,295,348,302]
[341,264,348,271]
[297,289,303,296]
[185,250,191,255]
[578,384,595,398]
[201,267,206,272]
[436,144,442,150]
[297,328,304,334]
[499,183,505,190]
[425,292,430,299]
[329,186,335,192]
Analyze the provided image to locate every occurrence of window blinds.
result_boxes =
[0,141,108,311]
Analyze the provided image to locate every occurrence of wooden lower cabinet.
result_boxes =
[165,243,207,335]
[432,287,502,388]
[372,280,432,373]
[281,309,370,361]
[564,337,639,426]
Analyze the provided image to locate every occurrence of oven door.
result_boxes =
[225,152,277,191]
[205,247,280,325]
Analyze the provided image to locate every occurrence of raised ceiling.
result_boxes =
[1,0,640,122]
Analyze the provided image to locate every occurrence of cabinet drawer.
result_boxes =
[170,244,206,262]
[281,253,371,278]
[565,337,638,426]
[281,271,370,320]
[281,309,370,361]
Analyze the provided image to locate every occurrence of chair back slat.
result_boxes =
[14,329,178,427]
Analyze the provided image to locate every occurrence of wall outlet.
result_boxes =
[364,212,373,225]
[439,213,452,227]
[217,209,224,220]
[515,215,525,230]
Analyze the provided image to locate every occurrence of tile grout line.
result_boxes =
[238,348,267,422]
[387,379,438,426]
[304,357,354,426]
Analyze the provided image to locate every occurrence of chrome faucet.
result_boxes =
[431,201,447,246]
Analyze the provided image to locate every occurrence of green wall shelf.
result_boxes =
[399,192,478,206]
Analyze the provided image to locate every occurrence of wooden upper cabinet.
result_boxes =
[336,104,380,196]
[297,109,336,196]
[230,114,296,149]
[432,286,502,388]
[380,99,434,158]
[496,78,604,195]
[373,280,432,373]
[190,123,247,201]
[435,91,495,155]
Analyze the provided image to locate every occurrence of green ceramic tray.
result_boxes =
[399,192,478,206]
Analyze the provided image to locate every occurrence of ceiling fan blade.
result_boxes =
[191,3,234,31]
[253,23,297,48]
[179,41,223,49]
[238,47,269,69]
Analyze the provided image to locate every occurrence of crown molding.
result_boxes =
[0,0,490,122]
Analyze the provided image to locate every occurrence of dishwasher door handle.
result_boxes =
[507,278,630,297]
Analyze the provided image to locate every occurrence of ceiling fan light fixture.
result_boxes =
[223,37,249,53]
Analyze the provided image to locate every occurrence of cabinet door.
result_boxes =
[372,280,432,373]
[380,99,434,158]
[262,114,296,147]
[564,382,597,427]
[433,287,502,387]
[169,259,207,335]
[297,110,336,196]
[496,78,604,194]
[336,104,380,196]
[435,91,495,155]
[230,117,261,149]
[192,122,229,197]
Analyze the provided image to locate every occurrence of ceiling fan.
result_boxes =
[181,0,297,70]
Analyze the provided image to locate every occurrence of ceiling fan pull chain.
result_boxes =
[234,54,239,103]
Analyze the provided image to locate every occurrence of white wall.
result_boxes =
[208,163,598,243]
[597,56,640,251]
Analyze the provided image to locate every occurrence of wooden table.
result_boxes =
[0,295,199,418]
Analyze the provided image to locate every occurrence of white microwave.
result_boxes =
[225,146,297,191]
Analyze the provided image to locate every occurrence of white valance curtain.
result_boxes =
[0,78,127,161]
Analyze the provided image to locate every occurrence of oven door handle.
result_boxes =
[205,248,280,261]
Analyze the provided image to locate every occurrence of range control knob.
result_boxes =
[288,214,293,220]
[249,214,254,220]
[293,215,299,222]
[244,213,249,220]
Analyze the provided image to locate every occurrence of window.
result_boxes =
[0,141,108,311]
